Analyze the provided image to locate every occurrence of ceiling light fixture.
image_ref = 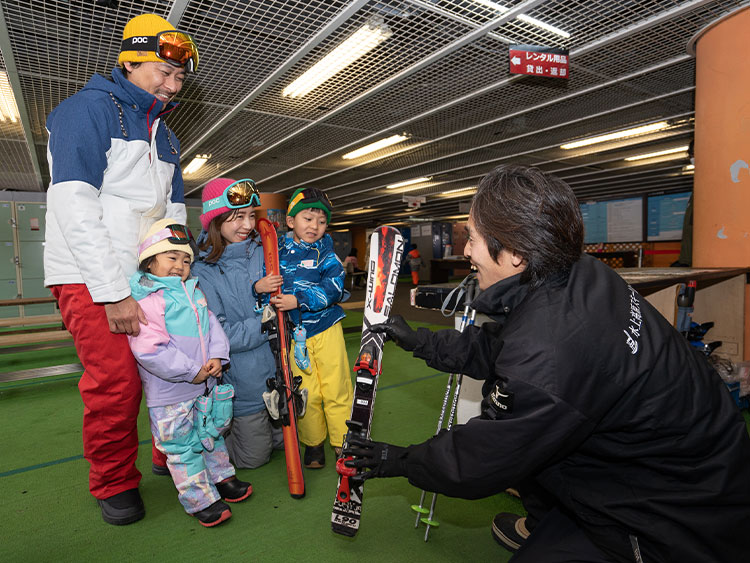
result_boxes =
[472,0,570,38]
[625,146,689,161]
[342,134,409,160]
[0,71,20,123]
[560,121,670,150]
[440,187,477,198]
[341,207,377,215]
[282,18,393,99]
[184,154,210,175]
[386,177,431,190]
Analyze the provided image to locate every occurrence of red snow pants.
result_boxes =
[51,284,147,499]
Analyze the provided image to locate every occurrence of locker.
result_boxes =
[0,278,19,319]
[15,203,47,242]
[21,277,55,317]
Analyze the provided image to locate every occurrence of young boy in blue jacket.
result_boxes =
[272,188,353,468]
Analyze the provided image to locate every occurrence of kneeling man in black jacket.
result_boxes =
[346,164,750,563]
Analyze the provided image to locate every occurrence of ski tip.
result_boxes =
[291,490,306,499]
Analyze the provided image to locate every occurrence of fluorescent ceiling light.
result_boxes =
[386,177,431,190]
[0,71,20,123]
[282,19,392,98]
[440,187,477,198]
[625,146,689,161]
[342,134,409,160]
[560,121,670,150]
[184,154,210,175]
[442,214,470,220]
[329,220,354,227]
[684,163,695,171]
[472,0,570,38]
[341,207,377,215]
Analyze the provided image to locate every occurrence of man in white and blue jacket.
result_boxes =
[43,14,199,526]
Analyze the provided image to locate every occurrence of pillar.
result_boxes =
[691,6,750,359]
[692,6,750,267]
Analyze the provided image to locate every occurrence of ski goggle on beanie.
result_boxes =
[287,187,333,223]
[200,178,260,230]
[119,14,199,73]
[138,219,194,263]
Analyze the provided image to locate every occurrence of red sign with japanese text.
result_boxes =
[509,44,569,79]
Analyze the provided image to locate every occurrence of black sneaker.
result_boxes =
[97,488,145,526]
[491,513,530,552]
[193,500,232,527]
[304,443,325,469]
[152,462,170,476]
[215,477,253,503]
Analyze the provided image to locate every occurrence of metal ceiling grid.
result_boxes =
[328,89,696,203]
[246,0,480,120]
[2,0,750,226]
[249,2,712,195]
[257,55,693,195]
[182,109,357,193]
[168,0,350,138]
[3,1,167,88]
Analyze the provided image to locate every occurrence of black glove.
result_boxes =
[343,434,408,480]
[370,314,418,351]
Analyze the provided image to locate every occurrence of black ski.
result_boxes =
[331,225,404,537]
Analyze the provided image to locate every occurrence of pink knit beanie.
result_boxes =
[200,177,237,231]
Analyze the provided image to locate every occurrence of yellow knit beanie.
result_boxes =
[118,14,175,66]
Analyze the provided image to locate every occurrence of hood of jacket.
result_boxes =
[470,272,530,323]
[82,67,178,117]
[130,271,197,301]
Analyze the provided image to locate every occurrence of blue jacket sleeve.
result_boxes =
[47,94,112,188]
[197,272,269,354]
[207,310,231,362]
[294,251,345,313]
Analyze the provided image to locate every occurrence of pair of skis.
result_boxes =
[257,218,305,498]
[331,225,405,537]
[258,218,407,523]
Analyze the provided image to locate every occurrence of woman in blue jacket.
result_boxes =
[192,178,283,469]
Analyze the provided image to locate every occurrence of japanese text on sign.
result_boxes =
[509,44,569,79]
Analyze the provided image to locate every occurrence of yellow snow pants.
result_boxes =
[291,322,353,448]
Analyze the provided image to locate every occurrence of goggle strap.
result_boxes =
[121,36,159,52]
[139,227,189,255]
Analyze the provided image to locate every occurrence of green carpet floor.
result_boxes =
[3,311,749,562]
[0,311,522,562]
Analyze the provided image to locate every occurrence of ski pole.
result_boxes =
[411,275,477,537]
[421,309,476,541]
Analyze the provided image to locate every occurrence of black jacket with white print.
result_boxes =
[402,254,750,563]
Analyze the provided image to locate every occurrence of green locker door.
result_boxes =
[16,203,54,316]
[0,203,19,318]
